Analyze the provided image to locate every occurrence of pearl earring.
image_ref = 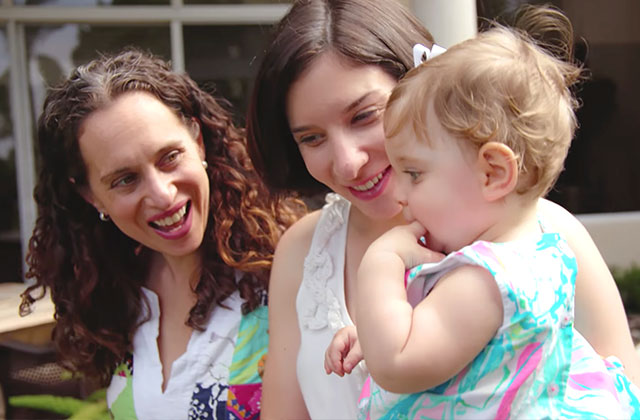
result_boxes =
[99,212,110,222]
[202,160,208,169]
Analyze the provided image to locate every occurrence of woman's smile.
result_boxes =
[286,52,402,221]
[349,166,392,200]
[148,200,192,239]
[78,91,210,258]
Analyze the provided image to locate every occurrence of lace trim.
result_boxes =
[300,193,348,332]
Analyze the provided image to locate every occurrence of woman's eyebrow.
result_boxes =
[290,91,385,134]
[99,142,182,184]
[100,167,131,185]
[291,125,313,134]
[343,92,371,114]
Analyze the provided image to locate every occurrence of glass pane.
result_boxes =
[14,0,169,6]
[553,0,640,214]
[477,0,640,213]
[555,41,640,213]
[25,24,170,126]
[184,24,271,122]
[0,27,23,284]
[185,0,290,4]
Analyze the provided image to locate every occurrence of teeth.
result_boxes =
[154,204,187,227]
[353,172,384,192]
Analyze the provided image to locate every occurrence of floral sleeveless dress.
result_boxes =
[358,233,640,419]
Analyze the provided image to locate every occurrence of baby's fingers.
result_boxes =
[405,220,428,239]
[342,343,363,374]
[324,346,345,376]
[323,356,332,375]
[411,242,445,266]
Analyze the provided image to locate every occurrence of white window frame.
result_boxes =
[2,0,639,278]
[0,1,290,280]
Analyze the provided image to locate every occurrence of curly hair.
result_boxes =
[21,48,305,385]
[385,5,582,199]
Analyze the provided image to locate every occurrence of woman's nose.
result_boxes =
[332,135,368,181]
[144,171,176,208]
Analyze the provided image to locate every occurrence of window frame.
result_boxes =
[0,1,290,281]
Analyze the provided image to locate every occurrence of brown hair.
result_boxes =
[21,48,304,384]
[246,0,434,196]
[385,6,582,198]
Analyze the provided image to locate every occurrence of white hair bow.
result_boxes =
[413,43,447,67]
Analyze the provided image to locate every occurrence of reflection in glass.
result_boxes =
[25,24,170,128]
[14,0,168,6]
[185,0,290,4]
[477,0,640,214]
[184,25,271,122]
[0,27,23,283]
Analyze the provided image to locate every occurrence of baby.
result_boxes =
[326,6,640,419]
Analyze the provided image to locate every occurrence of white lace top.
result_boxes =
[296,193,367,419]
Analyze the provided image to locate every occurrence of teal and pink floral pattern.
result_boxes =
[359,233,640,419]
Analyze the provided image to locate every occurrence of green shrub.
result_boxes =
[612,265,640,314]
[8,388,109,420]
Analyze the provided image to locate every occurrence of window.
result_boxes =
[0,1,290,283]
[184,24,269,120]
[477,0,640,214]
[0,26,22,283]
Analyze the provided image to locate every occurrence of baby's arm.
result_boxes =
[324,326,363,377]
[355,222,503,394]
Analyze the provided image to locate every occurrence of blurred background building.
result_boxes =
[0,0,638,286]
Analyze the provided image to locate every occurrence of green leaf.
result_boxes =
[8,395,85,415]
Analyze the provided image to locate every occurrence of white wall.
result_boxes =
[410,0,477,48]
[579,212,640,269]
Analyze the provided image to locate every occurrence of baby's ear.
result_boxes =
[475,142,518,202]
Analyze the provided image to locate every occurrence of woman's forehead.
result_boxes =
[287,52,396,121]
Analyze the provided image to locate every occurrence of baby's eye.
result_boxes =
[404,170,421,182]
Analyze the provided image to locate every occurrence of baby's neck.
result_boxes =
[478,197,541,245]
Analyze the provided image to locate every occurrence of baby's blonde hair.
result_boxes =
[385,6,582,198]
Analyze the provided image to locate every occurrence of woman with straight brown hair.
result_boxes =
[248,1,640,418]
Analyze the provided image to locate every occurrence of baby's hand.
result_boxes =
[367,221,445,269]
[324,326,363,377]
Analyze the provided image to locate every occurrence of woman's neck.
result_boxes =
[349,206,407,243]
[145,250,202,392]
[147,250,202,295]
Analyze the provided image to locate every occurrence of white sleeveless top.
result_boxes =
[296,193,367,419]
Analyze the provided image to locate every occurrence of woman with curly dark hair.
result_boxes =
[20,48,304,419]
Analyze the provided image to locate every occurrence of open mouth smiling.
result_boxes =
[352,170,385,192]
[348,167,392,200]
[149,201,191,232]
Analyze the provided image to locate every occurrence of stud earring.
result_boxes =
[99,212,110,222]
[202,160,208,169]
